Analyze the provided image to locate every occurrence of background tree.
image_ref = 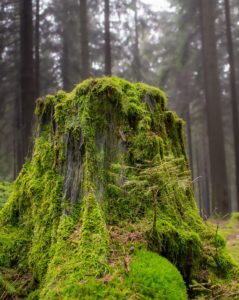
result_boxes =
[132,0,141,81]
[200,0,229,214]
[0,0,239,215]
[80,0,90,80]
[0,0,19,179]
[19,0,35,171]
[104,0,112,76]
[35,0,40,98]
[224,0,239,209]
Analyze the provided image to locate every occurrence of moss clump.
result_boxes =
[39,192,110,299]
[128,250,187,300]
[77,193,109,276]
[0,77,238,299]
[0,272,15,297]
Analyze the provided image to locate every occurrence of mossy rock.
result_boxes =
[0,77,238,299]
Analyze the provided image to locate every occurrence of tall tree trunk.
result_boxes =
[203,138,211,217]
[79,0,90,80]
[35,0,40,98]
[104,0,112,76]
[62,25,70,90]
[19,0,35,172]
[186,102,193,177]
[224,0,239,210]
[14,89,23,177]
[133,0,141,81]
[61,1,71,91]
[196,144,202,213]
[199,0,230,214]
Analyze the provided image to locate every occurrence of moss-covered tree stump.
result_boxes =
[0,77,238,299]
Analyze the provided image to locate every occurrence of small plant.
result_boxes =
[124,155,191,228]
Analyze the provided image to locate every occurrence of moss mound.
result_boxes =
[128,250,187,299]
[0,77,238,299]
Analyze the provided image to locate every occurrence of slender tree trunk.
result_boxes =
[14,89,23,177]
[19,0,35,171]
[35,0,40,98]
[199,0,230,214]
[79,0,90,80]
[133,0,141,81]
[199,139,209,217]
[62,26,70,90]
[14,34,21,178]
[196,144,202,213]
[185,98,193,178]
[61,1,71,91]
[224,0,239,210]
[104,0,112,76]
[203,139,211,216]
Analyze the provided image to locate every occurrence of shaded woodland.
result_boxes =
[0,0,239,217]
[1,1,239,299]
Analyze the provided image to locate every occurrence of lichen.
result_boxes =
[0,77,238,299]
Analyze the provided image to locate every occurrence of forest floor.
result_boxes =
[203,214,239,299]
[209,213,239,264]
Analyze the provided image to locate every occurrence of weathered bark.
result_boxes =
[104,0,112,76]
[224,0,239,210]
[79,0,90,80]
[19,0,35,171]
[199,0,230,214]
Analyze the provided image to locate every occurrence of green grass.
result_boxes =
[213,213,239,265]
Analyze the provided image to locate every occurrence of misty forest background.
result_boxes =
[0,0,239,217]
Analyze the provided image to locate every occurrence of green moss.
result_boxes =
[0,181,11,209]
[78,193,109,276]
[0,77,237,299]
[0,125,64,281]
[39,193,109,299]
[0,225,30,270]
[0,272,16,296]
[148,220,202,284]
[208,214,239,270]
[164,111,186,157]
[128,250,187,300]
